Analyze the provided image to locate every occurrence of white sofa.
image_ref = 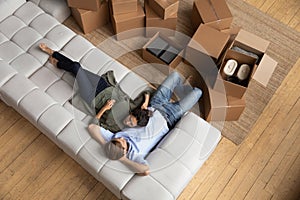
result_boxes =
[0,0,222,199]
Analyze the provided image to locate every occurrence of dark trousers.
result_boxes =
[52,52,109,104]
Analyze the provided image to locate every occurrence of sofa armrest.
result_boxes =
[29,0,71,23]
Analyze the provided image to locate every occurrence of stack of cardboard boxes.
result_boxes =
[185,0,277,121]
[68,0,109,34]
[144,0,179,37]
[109,0,145,40]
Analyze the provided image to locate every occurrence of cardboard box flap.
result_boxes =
[114,2,144,23]
[253,54,277,86]
[195,0,218,22]
[211,0,232,19]
[235,29,269,53]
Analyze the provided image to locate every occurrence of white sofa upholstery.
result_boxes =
[0,1,222,199]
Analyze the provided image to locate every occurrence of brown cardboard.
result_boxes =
[200,80,245,121]
[110,2,145,40]
[71,1,109,34]
[233,29,277,87]
[206,92,246,121]
[145,2,177,37]
[214,49,257,98]
[198,75,246,121]
[67,0,100,11]
[148,0,179,20]
[142,32,183,71]
[110,0,137,15]
[185,24,230,61]
[191,0,233,31]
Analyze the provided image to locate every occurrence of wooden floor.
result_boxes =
[1,0,300,199]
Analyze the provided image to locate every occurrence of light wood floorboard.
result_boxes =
[0,0,299,199]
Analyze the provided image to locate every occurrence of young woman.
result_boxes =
[39,43,152,130]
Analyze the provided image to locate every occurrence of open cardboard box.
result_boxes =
[191,0,233,31]
[216,49,257,98]
[110,0,137,15]
[142,32,183,72]
[214,29,278,98]
[145,1,177,38]
[148,0,179,20]
[67,0,100,11]
[110,1,145,40]
[71,1,109,34]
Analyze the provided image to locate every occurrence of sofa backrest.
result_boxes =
[0,0,25,21]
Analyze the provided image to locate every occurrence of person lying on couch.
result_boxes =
[88,71,202,176]
[39,43,152,131]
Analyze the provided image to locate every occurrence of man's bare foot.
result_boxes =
[39,43,54,55]
[184,75,193,85]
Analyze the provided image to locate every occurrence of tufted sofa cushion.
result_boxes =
[0,0,25,21]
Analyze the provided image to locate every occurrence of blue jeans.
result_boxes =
[52,52,109,105]
[150,71,202,127]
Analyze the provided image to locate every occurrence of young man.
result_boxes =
[39,43,151,131]
[88,71,202,176]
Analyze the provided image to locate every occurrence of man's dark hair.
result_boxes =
[131,108,153,127]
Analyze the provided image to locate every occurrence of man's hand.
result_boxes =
[141,93,150,110]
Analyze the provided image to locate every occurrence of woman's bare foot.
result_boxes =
[39,43,54,55]
[49,56,58,67]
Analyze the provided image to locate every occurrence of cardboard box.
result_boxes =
[110,2,145,40]
[214,29,278,98]
[205,89,246,121]
[148,0,179,20]
[142,32,183,71]
[67,0,100,11]
[71,1,109,34]
[215,49,257,98]
[110,0,137,15]
[197,74,245,121]
[191,0,233,31]
[145,2,177,37]
[184,24,230,69]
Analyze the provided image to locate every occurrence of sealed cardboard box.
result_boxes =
[149,0,179,20]
[214,29,278,98]
[142,32,183,70]
[145,2,177,37]
[198,75,245,121]
[67,0,100,11]
[110,0,137,15]
[191,0,233,31]
[185,24,230,64]
[205,89,246,121]
[71,1,109,34]
[110,2,145,40]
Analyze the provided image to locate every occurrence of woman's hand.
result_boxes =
[104,99,115,110]
[96,99,115,119]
